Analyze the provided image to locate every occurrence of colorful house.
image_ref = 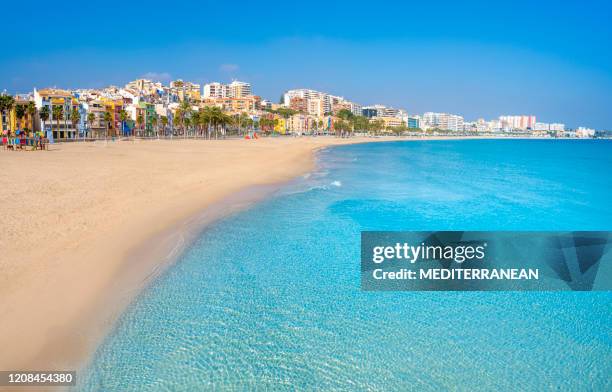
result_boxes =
[273,117,286,134]
[9,97,37,135]
[101,97,126,136]
[34,88,79,140]
[135,102,156,135]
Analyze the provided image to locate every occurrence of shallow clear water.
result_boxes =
[81,140,612,391]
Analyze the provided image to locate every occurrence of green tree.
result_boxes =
[136,112,144,137]
[39,106,50,135]
[15,104,26,130]
[87,112,95,138]
[151,115,159,137]
[336,109,354,121]
[0,95,15,135]
[369,119,384,135]
[119,109,128,136]
[178,100,192,137]
[26,101,36,134]
[184,116,191,136]
[103,111,112,139]
[71,107,81,138]
[161,115,169,137]
[52,105,64,139]
[191,110,201,137]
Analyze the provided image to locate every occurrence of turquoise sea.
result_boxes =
[80,140,612,391]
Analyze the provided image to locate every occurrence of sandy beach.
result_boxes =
[0,136,402,374]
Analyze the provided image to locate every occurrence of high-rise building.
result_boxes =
[203,82,230,99]
[407,116,420,129]
[362,105,400,118]
[203,80,252,99]
[499,115,536,130]
[422,112,464,131]
[284,89,332,114]
[228,81,252,98]
[549,123,565,132]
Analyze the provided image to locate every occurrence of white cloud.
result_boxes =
[219,64,239,73]
[141,72,172,82]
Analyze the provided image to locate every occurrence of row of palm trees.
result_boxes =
[130,102,249,139]
[0,94,83,139]
[170,102,234,139]
[2,92,389,141]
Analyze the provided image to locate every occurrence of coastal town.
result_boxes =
[0,78,607,145]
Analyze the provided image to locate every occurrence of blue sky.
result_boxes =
[1,0,611,128]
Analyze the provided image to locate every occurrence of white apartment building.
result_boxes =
[382,107,400,117]
[576,127,595,138]
[349,101,362,117]
[549,123,565,131]
[228,81,252,98]
[283,89,332,114]
[422,112,464,131]
[307,98,324,117]
[203,82,230,99]
[203,80,252,99]
[499,115,536,131]
[487,119,502,132]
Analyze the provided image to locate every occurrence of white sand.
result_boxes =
[0,136,386,371]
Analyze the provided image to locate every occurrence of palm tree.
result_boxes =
[191,110,201,137]
[52,105,64,139]
[15,104,26,132]
[71,107,81,139]
[219,111,232,138]
[0,95,15,136]
[184,117,192,137]
[151,115,158,137]
[87,112,95,138]
[136,112,144,137]
[103,111,112,140]
[161,116,168,137]
[40,106,50,136]
[200,106,212,139]
[174,108,184,137]
[119,109,128,136]
[26,101,36,135]
[179,100,191,137]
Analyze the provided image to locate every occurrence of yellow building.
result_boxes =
[377,116,405,129]
[171,80,201,102]
[100,97,125,136]
[274,117,286,134]
[203,96,261,113]
[10,98,37,135]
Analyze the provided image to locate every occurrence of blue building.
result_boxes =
[407,116,420,129]
[362,108,378,118]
